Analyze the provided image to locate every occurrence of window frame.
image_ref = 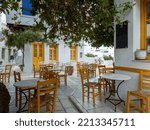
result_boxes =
[49,46,58,62]
[70,46,77,61]
[140,0,150,59]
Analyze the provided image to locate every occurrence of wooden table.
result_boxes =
[13,79,39,112]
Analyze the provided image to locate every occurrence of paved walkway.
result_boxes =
[5,71,137,113]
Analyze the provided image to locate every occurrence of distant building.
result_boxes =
[0,0,84,72]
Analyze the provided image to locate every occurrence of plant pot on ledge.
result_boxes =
[135,49,147,60]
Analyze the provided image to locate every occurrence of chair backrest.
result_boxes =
[5,65,12,73]
[39,64,46,78]
[14,71,21,82]
[89,63,97,70]
[46,64,54,69]
[140,71,150,90]
[44,67,58,79]
[101,67,115,74]
[33,64,39,70]
[98,65,106,74]
[65,65,73,75]
[79,68,89,85]
[36,78,58,112]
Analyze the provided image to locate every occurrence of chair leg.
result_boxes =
[140,99,144,112]
[28,90,31,113]
[92,87,95,107]
[82,87,84,102]
[126,91,130,113]
[65,76,67,86]
[98,86,102,101]
[15,88,18,107]
[46,102,50,112]
[34,72,35,78]
[52,91,57,113]
[146,98,150,113]
[87,87,90,101]
[8,74,10,82]
[19,89,22,110]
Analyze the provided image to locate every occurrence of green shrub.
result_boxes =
[103,55,113,60]
[85,53,95,57]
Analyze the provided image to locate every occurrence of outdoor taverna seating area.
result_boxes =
[0,62,149,113]
[0,0,150,114]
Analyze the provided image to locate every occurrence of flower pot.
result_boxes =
[135,49,147,60]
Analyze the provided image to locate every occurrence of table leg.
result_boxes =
[105,80,125,112]
[17,90,28,113]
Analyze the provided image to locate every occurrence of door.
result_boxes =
[32,43,44,68]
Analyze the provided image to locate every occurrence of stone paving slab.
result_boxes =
[5,72,138,113]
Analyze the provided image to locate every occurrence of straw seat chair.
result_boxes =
[14,71,29,108]
[33,64,40,78]
[80,68,101,107]
[89,63,97,77]
[98,66,115,96]
[39,64,46,79]
[126,71,150,113]
[29,79,58,113]
[57,66,67,86]
[0,64,12,82]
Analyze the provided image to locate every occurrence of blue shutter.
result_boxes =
[22,0,32,16]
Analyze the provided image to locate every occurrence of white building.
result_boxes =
[83,42,114,65]
[0,0,84,72]
[114,0,150,100]
[0,13,15,65]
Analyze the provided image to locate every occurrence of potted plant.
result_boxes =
[135,49,147,60]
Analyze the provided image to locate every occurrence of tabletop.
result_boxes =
[100,73,131,81]
[13,79,39,89]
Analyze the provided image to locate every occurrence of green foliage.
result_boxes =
[2,27,44,49]
[85,53,96,57]
[31,0,133,47]
[0,0,133,48]
[0,0,20,13]
[103,55,113,60]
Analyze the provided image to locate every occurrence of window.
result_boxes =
[141,0,150,58]
[49,46,58,62]
[70,46,77,61]
[8,49,11,62]
[80,52,83,58]
[2,48,5,59]
[22,0,33,16]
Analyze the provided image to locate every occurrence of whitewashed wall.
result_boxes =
[24,43,32,72]
[59,40,70,63]
[6,1,36,26]
[114,0,150,100]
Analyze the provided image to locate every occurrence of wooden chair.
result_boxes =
[14,71,28,109]
[126,71,150,113]
[79,68,101,107]
[98,65,106,75]
[57,66,67,86]
[44,67,58,80]
[46,64,54,70]
[76,62,81,76]
[29,79,58,113]
[89,63,97,77]
[98,67,115,96]
[39,64,46,79]
[0,64,12,82]
[33,64,40,78]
